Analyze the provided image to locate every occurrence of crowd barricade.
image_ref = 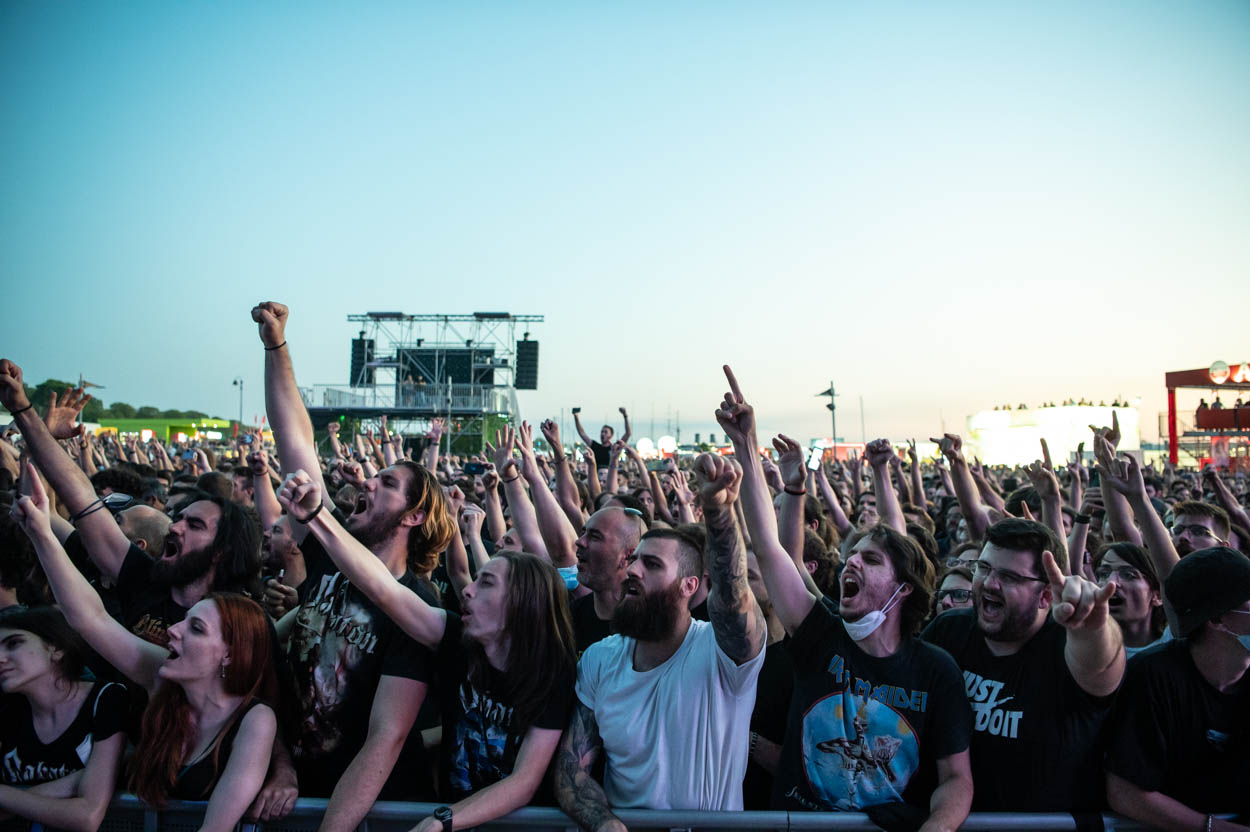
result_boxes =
[101,794,1213,832]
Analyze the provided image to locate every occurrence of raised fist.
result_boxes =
[697,453,742,510]
[251,302,289,350]
[0,360,30,414]
[865,438,896,468]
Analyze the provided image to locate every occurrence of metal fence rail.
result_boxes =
[99,794,1199,832]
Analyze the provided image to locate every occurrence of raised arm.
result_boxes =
[815,463,853,538]
[865,439,906,533]
[516,422,577,568]
[1092,434,1143,546]
[442,486,472,601]
[698,453,766,665]
[252,302,331,538]
[931,434,991,542]
[1042,551,1125,698]
[459,503,490,574]
[480,467,507,546]
[1206,468,1250,534]
[380,415,396,467]
[1025,440,1070,573]
[603,440,623,495]
[907,440,925,511]
[715,366,816,634]
[13,464,166,691]
[1100,453,1181,625]
[326,422,345,461]
[772,434,822,598]
[487,429,549,560]
[248,444,282,532]
[0,367,131,582]
[554,700,624,832]
[617,407,632,445]
[666,468,697,526]
[647,471,677,526]
[572,412,594,448]
[581,447,601,503]
[540,421,587,531]
[277,470,449,649]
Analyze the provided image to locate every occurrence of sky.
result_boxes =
[4,1,1249,449]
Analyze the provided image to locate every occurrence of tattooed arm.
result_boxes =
[553,700,626,832]
[698,453,766,666]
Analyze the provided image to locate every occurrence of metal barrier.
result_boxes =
[99,794,1191,832]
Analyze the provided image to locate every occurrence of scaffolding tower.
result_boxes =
[300,311,544,455]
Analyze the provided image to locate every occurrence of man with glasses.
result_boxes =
[923,517,1124,814]
[1169,501,1230,556]
[1106,547,1250,827]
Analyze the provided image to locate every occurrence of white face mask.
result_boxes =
[843,583,907,641]
[1219,610,1250,653]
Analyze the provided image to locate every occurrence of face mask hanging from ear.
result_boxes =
[843,584,907,642]
[557,564,580,591]
[1220,610,1250,653]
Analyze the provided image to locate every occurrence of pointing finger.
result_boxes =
[722,365,743,403]
[1041,550,1066,589]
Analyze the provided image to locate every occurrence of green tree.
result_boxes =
[82,398,105,422]
[108,402,136,419]
[135,406,162,418]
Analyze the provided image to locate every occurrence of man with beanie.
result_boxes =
[1106,547,1250,830]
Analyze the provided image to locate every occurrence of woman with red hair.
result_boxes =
[13,463,278,831]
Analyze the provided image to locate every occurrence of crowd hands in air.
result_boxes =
[0,303,1245,832]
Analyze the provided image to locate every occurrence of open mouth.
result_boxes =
[841,574,862,600]
[979,594,1004,618]
[623,580,643,598]
[167,647,180,660]
[1108,594,1125,609]
[353,495,367,515]
[163,536,181,559]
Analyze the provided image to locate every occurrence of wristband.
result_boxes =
[264,341,286,351]
[7,403,33,417]
[292,502,323,524]
[70,498,105,523]
[784,486,806,496]
[749,730,759,757]
[552,455,566,464]
[1073,513,1091,524]
[501,474,520,483]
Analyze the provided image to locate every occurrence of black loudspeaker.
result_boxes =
[515,340,539,390]
[350,338,375,386]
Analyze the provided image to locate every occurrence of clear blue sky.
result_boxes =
[4,1,1248,445]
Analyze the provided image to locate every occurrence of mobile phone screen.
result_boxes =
[806,448,822,471]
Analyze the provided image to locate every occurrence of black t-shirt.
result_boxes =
[922,608,1116,812]
[288,534,436,798]
[0,680,127,786]
[743,637,794,810]
[590,441,610,468]
[436,613,575,802]
[63,531,125,626]
[570,593,612,656]
[116,546,188,647]
[1106,640,1250,814]
[772,602,970,812]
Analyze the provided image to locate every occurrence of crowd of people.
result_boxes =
[0,301,1246,832]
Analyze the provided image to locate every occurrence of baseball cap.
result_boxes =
[1164,547,1250,637]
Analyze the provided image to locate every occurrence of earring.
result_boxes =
[220,664,227,679]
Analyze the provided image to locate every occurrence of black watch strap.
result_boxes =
[433,805,453,832]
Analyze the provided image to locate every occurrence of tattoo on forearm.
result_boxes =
[554,701,619,832]
[705,505,765,664]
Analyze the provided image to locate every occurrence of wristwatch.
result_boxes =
[433,805,453,832]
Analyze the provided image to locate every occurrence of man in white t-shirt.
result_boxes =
[555,454,767,830]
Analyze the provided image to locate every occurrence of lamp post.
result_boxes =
[232,377,244,428]
[815,382,839,450]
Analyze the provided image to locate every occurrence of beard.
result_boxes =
[150,538,217,589]
[346,506,405,550]
[973,586,1041,643]
[612,578,684,642]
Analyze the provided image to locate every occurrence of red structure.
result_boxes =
[1165,361,1250,465]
